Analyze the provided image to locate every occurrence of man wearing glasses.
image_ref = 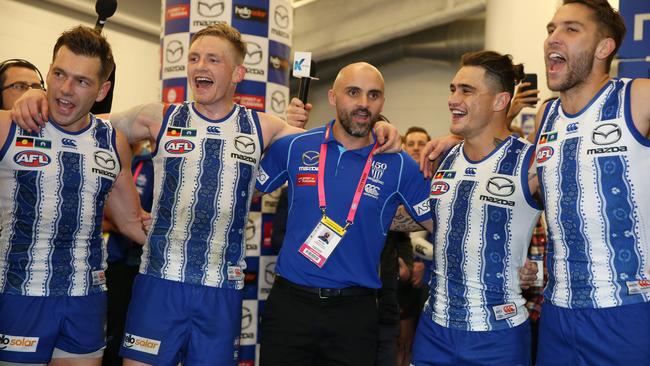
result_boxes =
[0,59,44,110]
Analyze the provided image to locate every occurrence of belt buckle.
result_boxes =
[318,288,340,299]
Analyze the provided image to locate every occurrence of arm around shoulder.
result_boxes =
[258,111,303,150]
[109,102,163,144]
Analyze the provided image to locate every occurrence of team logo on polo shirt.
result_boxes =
[368,161,387,184]
[364,183,381,199]
[299,151,319,172]
[297,174,317,186]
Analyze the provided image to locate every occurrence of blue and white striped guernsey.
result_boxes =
[0,116,120,297]
[536,78,650,309]
[141,102,262,289]
[426,135,541,331]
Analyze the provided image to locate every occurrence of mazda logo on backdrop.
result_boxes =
[166,41,184,63]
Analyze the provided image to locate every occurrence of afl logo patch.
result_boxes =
[430,181,450,196]
[14,150,51,167]
[165,139,195,154]
[536,146,554,163]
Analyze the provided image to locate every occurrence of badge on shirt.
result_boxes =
[626,280,650,295]
[92,270,106,286]
[492,303,518,321]
[299,215,346,268]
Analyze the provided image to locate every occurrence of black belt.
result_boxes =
[274,276,376,299]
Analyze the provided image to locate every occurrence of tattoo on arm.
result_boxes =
[391,206,425,232]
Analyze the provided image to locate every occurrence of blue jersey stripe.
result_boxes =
[237,107,252,134]
[483,205,510,330]
[93,119,111,150]
[184,139,224,284]
[496,138,525,175]
[147,157,183,277]
[224,162,251,287]
[87,176,113,292]
[445,180,475,329]
[557,138,594,308]
[538,166,559,303]
[597,156,643,304]
[49,152,83,296]
[543,102,560,133]
[599,80,625,121]
[439,146,459,171]
[4,170,41,294]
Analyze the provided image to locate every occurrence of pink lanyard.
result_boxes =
[317,123,378,228]
[132,161,144,184]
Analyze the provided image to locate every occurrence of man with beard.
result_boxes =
[531,1,650,364]
[256,62,433,366]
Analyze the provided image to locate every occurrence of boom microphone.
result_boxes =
[95,0,118,31]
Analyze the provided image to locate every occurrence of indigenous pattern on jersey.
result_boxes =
[536,78,650,309]
[426,136,541,331]
[0,116,120,296]
[142,103,262,289]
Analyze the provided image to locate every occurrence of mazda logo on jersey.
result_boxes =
[13,151,51,167]
[302,151,319,166]
[94,151,116,170]
[244,42,263,65]
[265,262,276,285]
[165,139,195,154]
[274,5,289,28]
[241,306,253,330]
[197,0,225,17]
[234,136,256,154]
[486,177,515,197]
[270,91,286,114]
[592,123,621,145]
[165,40,184,64]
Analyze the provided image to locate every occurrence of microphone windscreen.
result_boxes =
[95,0,117,19]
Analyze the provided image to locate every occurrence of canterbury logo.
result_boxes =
[61,138,77,147]
[486,177,515,197]
[197,0,225,17]
[166,40,184,64]
[591,123,621,145]
[234,135,255,154]
[94,151,116,170]
[301,151,319,166]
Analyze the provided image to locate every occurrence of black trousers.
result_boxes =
[102,261,139,366]
[260,280,379,366]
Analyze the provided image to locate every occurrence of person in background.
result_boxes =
[0,59,44,110]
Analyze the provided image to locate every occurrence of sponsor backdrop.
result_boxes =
[618,0,650,78]
[161,1,292,364]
